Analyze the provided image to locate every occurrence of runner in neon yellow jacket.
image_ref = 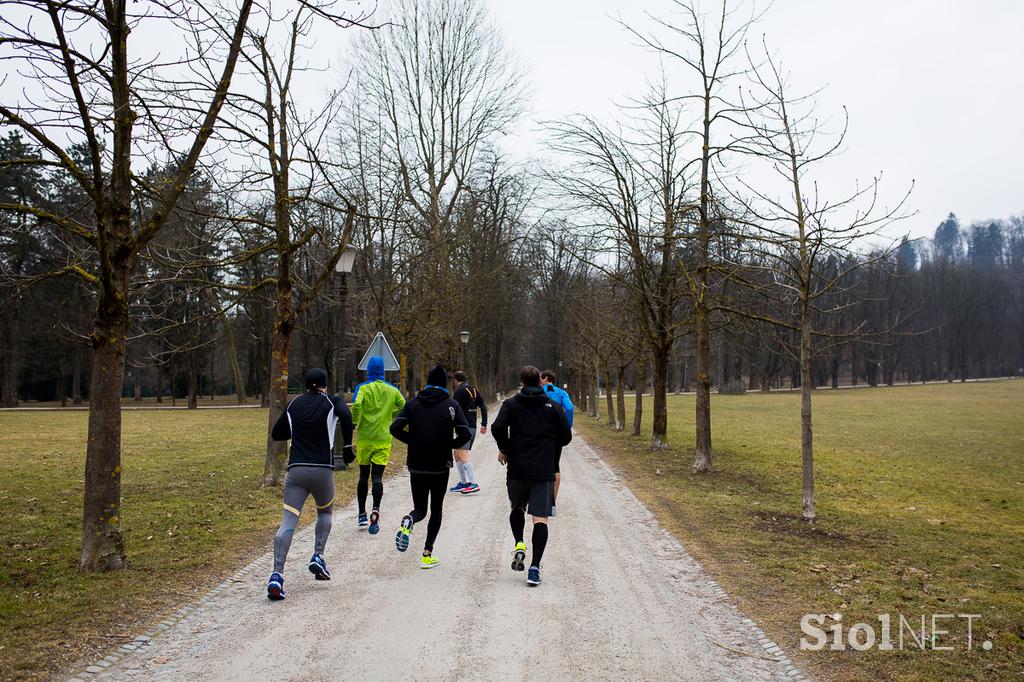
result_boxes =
[350,355,406,534]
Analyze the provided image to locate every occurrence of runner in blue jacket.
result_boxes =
[540,369,574,516]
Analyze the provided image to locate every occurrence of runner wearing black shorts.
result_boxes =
[491,365,572,587]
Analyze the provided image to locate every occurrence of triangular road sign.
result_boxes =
[357,332,400,371]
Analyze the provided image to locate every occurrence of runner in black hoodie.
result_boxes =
[389,365,472,568]
[491,365,572,586]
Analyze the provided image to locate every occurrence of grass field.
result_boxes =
[0,409,363,681]
[575,380,1024,681]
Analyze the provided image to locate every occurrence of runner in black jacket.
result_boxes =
[491,365,572,586]
[450,370,487,494]
[265,368,354,600]
[389,365,472,568]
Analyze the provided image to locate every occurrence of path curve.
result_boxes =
[70,431,803,681]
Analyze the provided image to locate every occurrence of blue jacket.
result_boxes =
[543,383,574,428]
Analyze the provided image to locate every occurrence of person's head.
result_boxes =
[305,368,328,392]
[454,370,467,384]
[427,364,448,388]
[520,365,541,388]
[367,355,385,381]
[540,369,556,386]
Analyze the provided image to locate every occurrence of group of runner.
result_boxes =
[265,357,574,599]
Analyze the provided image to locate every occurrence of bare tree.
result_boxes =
[0,0,255,569]
[625,0,762,469]
[732,45,911,521]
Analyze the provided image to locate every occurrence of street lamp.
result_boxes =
[459,330,470,370]
[332,244,359,471]
[335,244,358,275]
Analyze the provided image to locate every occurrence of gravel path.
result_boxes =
[70,432,803,681]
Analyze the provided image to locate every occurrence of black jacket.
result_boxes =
[491,385,572,481]
[390,387,472,473]
[271,390,353,469]
[453,383,488,429]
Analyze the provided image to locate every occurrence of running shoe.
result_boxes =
[460,482,481,495]
[511,541,527,572]
[527,566,542,586]
[357,513,369,529]
[420,555,440,569]
[449,481,468,493]
[267,572,286,600]
[395,514,413,552]
[368,509,381,535]
[308,553,331,580]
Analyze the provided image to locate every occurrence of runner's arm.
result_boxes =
[451,403,472,449]
[332,396,354,448]
[477,391,488,427]
[271,407,291,441]
[351,385,364,426]
[491,401,511,453]
[556,404,573,447]
[392,387,407,420]
[389,403,412,444]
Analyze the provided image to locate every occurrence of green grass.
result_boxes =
[0,409,362,681]
[576,380,1024,681]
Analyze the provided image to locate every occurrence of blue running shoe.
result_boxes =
[308,553,331,580]
[449,481,468,493]
[267,572,286,600]
[527,566,542,587]
[395,515,413,552]
[460,483,481,495]
[368,509,381,535]
[357,513,369,529]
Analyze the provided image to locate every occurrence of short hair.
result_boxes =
[520,365,541,387]
[541,369,557,383]
[454,370,467,383]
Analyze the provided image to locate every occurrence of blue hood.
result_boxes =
[367,355,385,381]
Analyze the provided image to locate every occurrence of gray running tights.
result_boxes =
[273,466,335,573]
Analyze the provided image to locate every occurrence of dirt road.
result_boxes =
[72,432,802,681]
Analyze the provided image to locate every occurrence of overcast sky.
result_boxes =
[478,0,1024,238]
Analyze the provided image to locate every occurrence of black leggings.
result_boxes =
[357,463,386,514]
[408,471,450,552]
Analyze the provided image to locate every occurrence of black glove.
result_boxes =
[342,444,356,465]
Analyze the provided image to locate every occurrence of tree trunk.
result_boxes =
[1,300,20,407]
[80,290,129,571]
[604,367,615,429]
[187,354,198,409]
[633,354,644,436]
[651,345,669,449]
[156,362,164,404]
[693,306,712,471]
[223,316,246,404]
[800,311,815,522]
[263,296,293,486]
[72,346,84,405]
[831,354,840,389]
[58,364,68,407]
[591,364,600,419]
[615,365,626,432]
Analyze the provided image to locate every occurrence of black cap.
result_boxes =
[306,368,328,390]
[427,365,448,387]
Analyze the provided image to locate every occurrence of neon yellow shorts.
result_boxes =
[357,441,392,467]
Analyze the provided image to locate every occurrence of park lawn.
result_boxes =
[0,409,363,681]
[576,381,1024,682]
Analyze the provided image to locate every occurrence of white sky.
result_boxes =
[4,1,1021,239]
[479,0,1024,237]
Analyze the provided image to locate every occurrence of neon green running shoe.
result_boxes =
[420,554,440,569]
[511,542,527,572]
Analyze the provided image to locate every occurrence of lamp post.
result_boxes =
[459,330,470,371]
[332,244,358,471]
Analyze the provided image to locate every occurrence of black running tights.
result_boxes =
[357,463,386,514]
[408,471,449,552]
